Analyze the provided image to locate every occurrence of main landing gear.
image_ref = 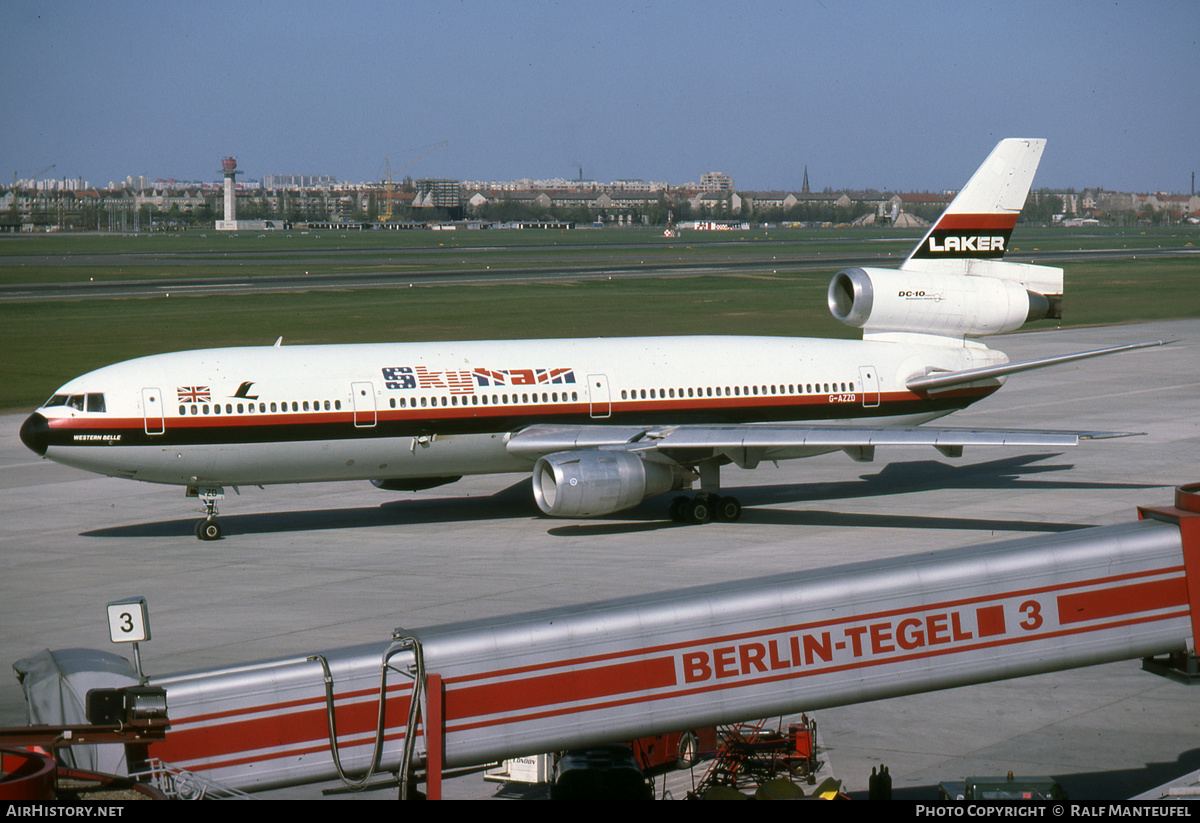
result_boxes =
[668,460,742,525]
[669,493,742,525]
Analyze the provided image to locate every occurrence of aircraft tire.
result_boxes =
[196,519,222,541]
[716,496,742,522]
[668,495,689,522]
[686,496,712,525]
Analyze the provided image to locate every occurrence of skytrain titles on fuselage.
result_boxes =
[381,366,577,394]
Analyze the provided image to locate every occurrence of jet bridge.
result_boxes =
[17,485,1200,796]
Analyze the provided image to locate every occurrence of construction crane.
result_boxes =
[12,164,56,189]
[379,140,448,222]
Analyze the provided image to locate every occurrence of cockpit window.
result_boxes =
[41,393,105,412]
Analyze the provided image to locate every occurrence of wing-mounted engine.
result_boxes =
[532,450,690,517]
[828,265,1058,339]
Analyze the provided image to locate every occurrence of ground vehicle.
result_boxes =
[550,745,653,800]
[938,773,1067,801]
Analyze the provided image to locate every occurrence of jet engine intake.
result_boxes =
[828,267,1052,338]
[533,450,682,517]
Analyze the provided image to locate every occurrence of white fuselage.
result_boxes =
[28,334,1004,487]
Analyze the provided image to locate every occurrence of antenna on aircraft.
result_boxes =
[274,337,283,347]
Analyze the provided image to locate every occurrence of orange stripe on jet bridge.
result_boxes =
[446,656,677,720]
[933,213,1019,231]
[1056,578,1188,626]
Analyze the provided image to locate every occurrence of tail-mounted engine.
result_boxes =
[533,450,689,518]
[828,266,1059,338]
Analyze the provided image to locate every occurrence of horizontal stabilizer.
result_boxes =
[906,340,1168,392]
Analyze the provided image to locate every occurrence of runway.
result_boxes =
[1,237,1193,303]
[1,318,1197,799]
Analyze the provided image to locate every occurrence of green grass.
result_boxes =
[2,226,1197,413]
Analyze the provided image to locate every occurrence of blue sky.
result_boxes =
[3,1,1196,193]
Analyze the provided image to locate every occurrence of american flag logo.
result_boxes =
[177,386,211,403]
[382,367,416,389]
[471,367,576,386]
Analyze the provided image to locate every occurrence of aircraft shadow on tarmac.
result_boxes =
[878,747,1200,802]
[83,453,1156,540]
[547,453,1156,537]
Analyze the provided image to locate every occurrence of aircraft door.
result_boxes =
[351,381,377,427]
[587,374,611,418]
[858,366,880,408]
[142,388,165,435]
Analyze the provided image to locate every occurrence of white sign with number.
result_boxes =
[107,597,150,643]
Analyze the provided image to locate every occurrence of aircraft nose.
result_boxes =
[19,412,49,456]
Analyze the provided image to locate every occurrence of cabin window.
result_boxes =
[237,403,244,413]
[87,394,106,413]
[179,405,186,415]
[213,404,221,415]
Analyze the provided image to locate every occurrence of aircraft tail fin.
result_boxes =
[829,139,1063,339]
[904,138,1045,265]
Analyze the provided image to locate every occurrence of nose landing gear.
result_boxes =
[187,485,225,541]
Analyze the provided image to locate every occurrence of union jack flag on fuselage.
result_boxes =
[177,386,211,403]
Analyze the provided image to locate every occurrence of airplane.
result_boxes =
[19,139,1162,540]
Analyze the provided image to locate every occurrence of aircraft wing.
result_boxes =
[506,423,1140,467]
[906,340,1167,392]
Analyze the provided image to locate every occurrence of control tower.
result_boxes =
[221,156,240,224]
[215,156,272,231]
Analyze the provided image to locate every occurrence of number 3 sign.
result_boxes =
[107,597,150,643]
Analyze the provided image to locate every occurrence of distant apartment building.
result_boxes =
[412,179,462,210]
[262,174,338,190]
[700,171,734,192]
